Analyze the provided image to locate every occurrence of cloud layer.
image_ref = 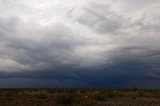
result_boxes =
[0,0,160,88]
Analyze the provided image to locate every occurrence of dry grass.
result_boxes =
[0,88,160,106]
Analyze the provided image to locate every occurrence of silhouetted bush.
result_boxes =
[56,93,75,104]
[94,93,106,101]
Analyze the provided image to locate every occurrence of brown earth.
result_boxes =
[0,88,160,106]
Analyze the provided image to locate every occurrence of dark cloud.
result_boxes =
[0,46,159,88]
[0,0,160,88]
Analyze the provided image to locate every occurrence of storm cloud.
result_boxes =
[0,0,160,88]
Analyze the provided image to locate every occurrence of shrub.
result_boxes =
[94,93,106,101]
[138,90,144,97]
[56,93,75,104]
[107,90,116,98]
[36,94,47,99]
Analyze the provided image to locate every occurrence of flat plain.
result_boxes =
[0,88,160,106]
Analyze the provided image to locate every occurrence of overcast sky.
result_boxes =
[0,0,160,88]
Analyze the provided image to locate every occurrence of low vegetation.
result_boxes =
[0,88,160,106]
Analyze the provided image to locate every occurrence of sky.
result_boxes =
[0,0,160,88]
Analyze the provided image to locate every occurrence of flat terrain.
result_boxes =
[0,88,160,106]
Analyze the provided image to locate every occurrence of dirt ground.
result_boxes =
[0,88,160,106]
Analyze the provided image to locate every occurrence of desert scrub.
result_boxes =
[94,93,106,101]
[106,90,117,98]
[36,94,48,99]
[137,90,145,97]
[56,93,79,104]
[3,90,20,97]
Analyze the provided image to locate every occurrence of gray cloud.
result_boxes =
[76,3,124,34]
[0,0,160,88]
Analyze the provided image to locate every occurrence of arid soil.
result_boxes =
[0,88,160,106]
